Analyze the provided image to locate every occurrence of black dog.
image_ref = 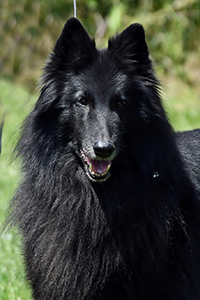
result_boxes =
[11,18,200,299]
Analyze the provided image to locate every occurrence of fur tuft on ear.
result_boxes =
[108,23,151,74]
[53,17,97,66]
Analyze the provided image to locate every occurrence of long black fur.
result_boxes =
[10,18,200,300]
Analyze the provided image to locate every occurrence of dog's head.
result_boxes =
[33,18,164,182]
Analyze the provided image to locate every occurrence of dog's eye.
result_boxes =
[116,100,126,108]
[77,98,88,106]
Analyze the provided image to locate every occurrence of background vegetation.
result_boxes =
[0,0,199,299]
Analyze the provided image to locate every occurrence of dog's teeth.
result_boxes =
[106,164,111,172]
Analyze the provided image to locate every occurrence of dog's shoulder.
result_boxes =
[175,129,200,190]
[176,129,200,155]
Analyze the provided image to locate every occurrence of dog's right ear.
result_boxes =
[53,17,96,65]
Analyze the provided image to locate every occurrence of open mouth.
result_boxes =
[81,150,111,182]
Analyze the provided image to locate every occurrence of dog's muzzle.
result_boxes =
[81,140,115,182]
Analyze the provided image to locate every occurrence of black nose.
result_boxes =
[93,140,115,158]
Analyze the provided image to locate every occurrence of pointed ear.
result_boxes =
[108,23,151,72]
[53,17,97,65]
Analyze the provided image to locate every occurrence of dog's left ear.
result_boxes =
[108,23,151,69]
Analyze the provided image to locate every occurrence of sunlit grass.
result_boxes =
[161,75,200,131]
[0,80,35,299]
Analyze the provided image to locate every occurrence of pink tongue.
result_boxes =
[87,158,111,175]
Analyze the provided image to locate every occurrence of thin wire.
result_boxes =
[73,0,77,18]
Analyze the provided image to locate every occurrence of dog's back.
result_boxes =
[176,129,200,191]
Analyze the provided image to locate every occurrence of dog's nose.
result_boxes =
[93,141,115,158]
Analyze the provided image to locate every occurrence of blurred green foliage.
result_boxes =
[0,0,200,92]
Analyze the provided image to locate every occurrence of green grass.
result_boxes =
[0,80,35,299]
[0,78,199,299]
